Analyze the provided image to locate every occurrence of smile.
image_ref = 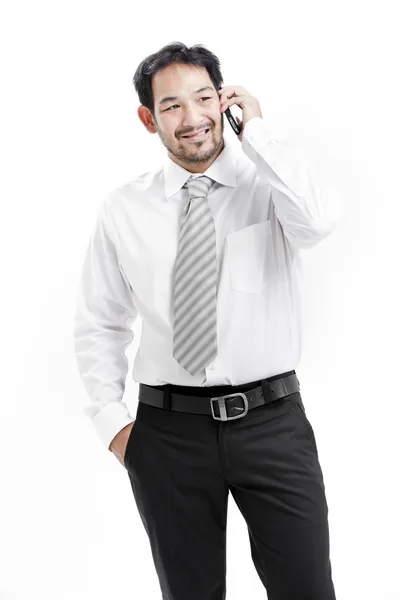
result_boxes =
[182,128,210,141]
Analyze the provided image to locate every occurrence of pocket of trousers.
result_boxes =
[293,395,317,446]
[123,418,139,470]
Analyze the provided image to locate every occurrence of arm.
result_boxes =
[73,196,138,450]
[241,116,345,251]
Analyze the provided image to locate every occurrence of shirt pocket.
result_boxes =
[226,219,273,294]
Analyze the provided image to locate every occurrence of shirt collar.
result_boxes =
[162,136,239,201]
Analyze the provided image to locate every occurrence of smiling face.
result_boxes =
[138,63,225,173]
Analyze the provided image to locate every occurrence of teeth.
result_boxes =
[185,129,208,138]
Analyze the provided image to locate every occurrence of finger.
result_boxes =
[220,94,245,111]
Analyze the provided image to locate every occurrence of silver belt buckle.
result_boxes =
[210,392,249,421]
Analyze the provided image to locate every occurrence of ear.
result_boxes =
[137,105,157,134]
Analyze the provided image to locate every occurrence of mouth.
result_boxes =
[182,128,210,141]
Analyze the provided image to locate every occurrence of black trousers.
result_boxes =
[124,370,336,600]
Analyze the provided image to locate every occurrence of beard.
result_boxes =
[155,115,225,166]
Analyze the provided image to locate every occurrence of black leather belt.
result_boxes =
[138,371,300,422]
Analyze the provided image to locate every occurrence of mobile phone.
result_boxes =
[219,86,242,135]
[224,106,242,136]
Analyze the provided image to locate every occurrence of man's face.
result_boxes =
[139,63,225,172]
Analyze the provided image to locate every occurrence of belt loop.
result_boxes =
[261,378,273,403]
[163,384,172,410]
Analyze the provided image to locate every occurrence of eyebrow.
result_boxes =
[158,86,215,106]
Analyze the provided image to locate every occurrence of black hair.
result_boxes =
[132,41,224,118]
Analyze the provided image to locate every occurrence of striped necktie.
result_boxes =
[172,174,218,375]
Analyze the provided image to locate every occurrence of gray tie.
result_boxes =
[172,174,218,375]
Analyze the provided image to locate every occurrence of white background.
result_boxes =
[1,1,399,598]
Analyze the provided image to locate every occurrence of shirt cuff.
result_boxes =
[92,401,135,450]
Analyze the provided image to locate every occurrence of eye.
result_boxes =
[165,97,212,111]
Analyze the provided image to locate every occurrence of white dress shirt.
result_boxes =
[73,116,344,449]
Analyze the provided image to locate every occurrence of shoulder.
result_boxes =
[104,163,163,212]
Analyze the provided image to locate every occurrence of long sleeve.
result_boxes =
[73,197,138,450]
[241,116,345,251]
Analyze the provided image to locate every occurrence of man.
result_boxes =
[74,42,343,600]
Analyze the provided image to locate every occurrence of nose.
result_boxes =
[179,103,212,136]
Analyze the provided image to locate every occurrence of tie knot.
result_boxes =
[184,174,214,198]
